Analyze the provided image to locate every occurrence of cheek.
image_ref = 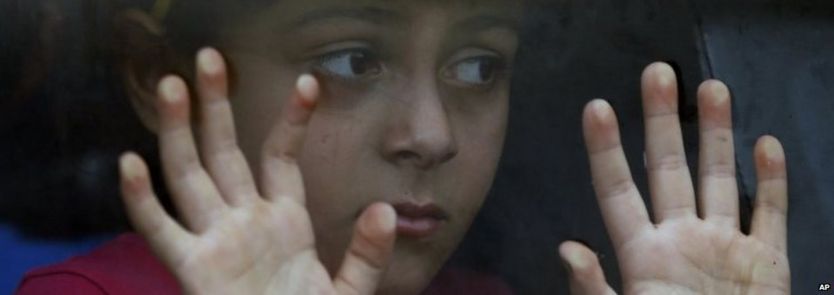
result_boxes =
[449,135,504,216]
[456,95,508,175]
[297,117,374,272]
[298,115,371,222]
[454,102,508,207]
[226,53,301,170]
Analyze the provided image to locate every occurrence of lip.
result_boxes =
[391,202,449,238]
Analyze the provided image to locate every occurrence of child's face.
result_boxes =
[147,0,518,293]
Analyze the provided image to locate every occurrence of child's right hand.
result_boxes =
[118,47,396,295]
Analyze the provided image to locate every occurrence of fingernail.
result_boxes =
[296,74,319,108]
[160,77,183,104]
[590,99,612,122]
[566,247,588,270]
[198,48,221,75]
[559,246,587,274]
[761,136,783,163]
[120,153,142,181]
[650,62,676,88]
[560,240,593,274]
[379,204,397,233]
[363,203,396,236]
[708,81,730,106]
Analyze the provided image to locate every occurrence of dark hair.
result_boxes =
[0,0,300,239]
[0,0,161,238]
[0,0,285,239]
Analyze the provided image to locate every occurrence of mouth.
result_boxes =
[391,202,450,239]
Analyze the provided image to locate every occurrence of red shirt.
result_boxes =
[16,233,513,295]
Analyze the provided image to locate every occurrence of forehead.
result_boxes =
[235,0,523,10]
[202,0,524,50]
[226,0,524,26]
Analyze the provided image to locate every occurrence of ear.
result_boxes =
[114,8,189,134]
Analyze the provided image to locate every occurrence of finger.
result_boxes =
[558,241,617,295]
[157,76,226,233]
[260,74,319,204]
[120,152,193,267]
[334,203,397,295]
[697,80,739,228]
[195,48,258,206]
[750,136,788,252]
[583,99,652,248]
[641,62,696,222]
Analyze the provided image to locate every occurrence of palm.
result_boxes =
[172,201,329,294]
[619,218,789,294]
[118,48,395,295]
[561,63,790,295]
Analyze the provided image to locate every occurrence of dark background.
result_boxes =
[2,0,833,294]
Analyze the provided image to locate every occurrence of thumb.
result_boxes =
[334,203,397,295]
[559,241,617,295]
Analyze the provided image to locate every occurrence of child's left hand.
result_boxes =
[561,63,790,295]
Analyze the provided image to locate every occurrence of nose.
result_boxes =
[382,80,458,170]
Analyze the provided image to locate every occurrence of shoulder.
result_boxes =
[423,267,514,295]
[16,233,180,295]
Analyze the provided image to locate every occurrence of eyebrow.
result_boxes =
[288,6,405,29]
[455,14,520,33]
[287,6,519,33]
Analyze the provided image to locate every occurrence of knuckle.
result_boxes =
[596,177,637,200]
[349,234,387,270]
[261,142,299,165]
[756,195,787,214]
[649,154,689,172]
[703,161,736,179]
[169,157,204,181]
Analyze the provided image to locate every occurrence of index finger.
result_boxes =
[259,74,319,204]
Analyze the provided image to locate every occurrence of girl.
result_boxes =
[16,0,790,294]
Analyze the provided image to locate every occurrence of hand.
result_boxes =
[118,48,397,295]
[560,63,790,295]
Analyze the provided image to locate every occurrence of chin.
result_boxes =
[376,271,432,295]
[375,242,450,295]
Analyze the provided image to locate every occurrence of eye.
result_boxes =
[443,56,504,86]
[314,49,383,81]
